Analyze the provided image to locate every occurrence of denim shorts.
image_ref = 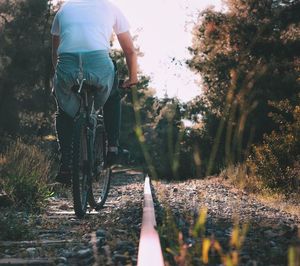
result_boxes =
[53,50,115,118]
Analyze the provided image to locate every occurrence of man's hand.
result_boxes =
[122,78,138,89]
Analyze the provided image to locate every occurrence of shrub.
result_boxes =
[0,139,53,211]
[0,211,34,241]
[247,98,300,192]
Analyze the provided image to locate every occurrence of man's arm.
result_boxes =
[117,31,138,88]
[52,35,60,69]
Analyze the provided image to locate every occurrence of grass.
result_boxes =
[0,210,35,241]
[0,138,53,211]
[220,164,300,218]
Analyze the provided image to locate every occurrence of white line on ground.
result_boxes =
[137,175,164,266]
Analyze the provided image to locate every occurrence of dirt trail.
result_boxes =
[0,169,144,266]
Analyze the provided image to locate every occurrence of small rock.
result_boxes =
[26,247,38,258]
[113,254,129,263]
[96,229,107,238]
[55,257,68,264]
[77,248,92,259]
[271,247,281,256]
[59,203,69,210]
[264,230,277,238]
[82,233,91,241]
[89,237,105,248]
[115,241,135,255]
[114,229,127,234]
[61,250,74,258]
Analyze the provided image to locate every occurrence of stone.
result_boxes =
[77,248,92,259]
[60,250,74,258]
[113,254,128,264]
[264,230,277,238]
[26,247,38,258]
[115,241,135,255]
[96,229,107,238]
[55,257,68,264]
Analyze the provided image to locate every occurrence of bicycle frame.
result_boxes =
[72,78,111,217]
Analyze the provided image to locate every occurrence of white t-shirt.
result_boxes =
[51,0,130,54]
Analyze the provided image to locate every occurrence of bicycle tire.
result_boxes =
[88,127,111,210]
[72,115,90,218]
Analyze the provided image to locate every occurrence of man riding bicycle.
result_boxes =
[51,0,138,185]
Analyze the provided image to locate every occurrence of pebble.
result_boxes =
[26,247,38,258]
[96,229,107,238]
[115,240,135,255]
[113,254,129,263]
[77,248,93,259]
[264,230,278,238]
[61,250,74,258]
[55,257,68,264]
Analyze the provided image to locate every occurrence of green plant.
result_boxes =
[159,207,249,266]
[247,98,300,192]
[0,211,34,241]
[0,139,53,211]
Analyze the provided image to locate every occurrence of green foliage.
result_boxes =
[0,0,55,135]
[0,211,34,241]
[0,139,53,211]
[187,0,300,175]
[158,207,181,265]
[158,205,249,266]
[247,97,300,192]
[111,48,198,179]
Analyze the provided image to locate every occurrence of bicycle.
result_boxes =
[71,78,111,218]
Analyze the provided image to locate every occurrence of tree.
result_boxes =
[188,0,300,174]
[0,0,54,135]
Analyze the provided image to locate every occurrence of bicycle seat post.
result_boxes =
[77,78,86,94]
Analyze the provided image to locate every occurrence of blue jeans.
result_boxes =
[53,51,121,167]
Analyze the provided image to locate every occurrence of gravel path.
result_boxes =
[0,169,144,266]
[153,177,300,266]
[1,172,299,266]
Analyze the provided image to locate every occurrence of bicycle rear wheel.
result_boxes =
[72,116,91,218]
[88,127,111,210]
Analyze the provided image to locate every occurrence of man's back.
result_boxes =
[51,0,129,54]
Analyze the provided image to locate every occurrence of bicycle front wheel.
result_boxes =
[88,128,111,210]
[72,116,91,218]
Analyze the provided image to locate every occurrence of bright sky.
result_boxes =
[54,0,225,101]
[111,0,225,101]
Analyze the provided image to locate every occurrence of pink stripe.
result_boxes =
[137,176,164,266]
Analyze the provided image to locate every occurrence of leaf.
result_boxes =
[166,247,177,256]
[193,208,207,237]
[202,238,211,264]
[224,255,234,266]
[230,225,239,248]
[232,251,239,266]
[288,246,296,266]
[213,240,222,254]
